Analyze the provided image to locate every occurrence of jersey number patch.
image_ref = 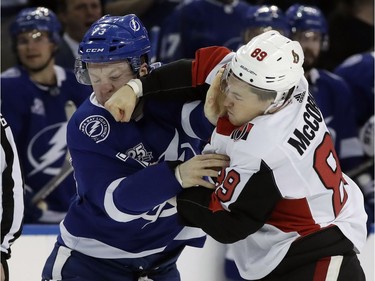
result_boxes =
[313,133,348,217]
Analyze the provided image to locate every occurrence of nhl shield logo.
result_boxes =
[79,115,110,143]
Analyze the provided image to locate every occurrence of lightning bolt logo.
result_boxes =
[88,121,101,136]
[79,115,110,143]
[28,122,67,176]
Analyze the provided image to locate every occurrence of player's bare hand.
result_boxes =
[177,154,230,189]
[104,85,137,122]
[204,68,227,125]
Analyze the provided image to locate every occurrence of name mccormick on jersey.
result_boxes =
[59,94,212,258]
[287,91,324,157]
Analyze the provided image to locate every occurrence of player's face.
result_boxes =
[16,31,55,71]
[292,30,321,71]
[221,72,272,126]
[88,61,135,105]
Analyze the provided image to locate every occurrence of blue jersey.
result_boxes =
[158,0,251,63]
[59,94,213,258]
[334,52,375,128]
[308,68,364,172]
[0,65,92,216]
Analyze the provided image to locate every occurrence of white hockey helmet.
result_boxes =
[230,30,304,112]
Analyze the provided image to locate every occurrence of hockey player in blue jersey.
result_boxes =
[285,4,366,178]
[158,0,252,63]
[41,14,229,281]
[1,7,92,223]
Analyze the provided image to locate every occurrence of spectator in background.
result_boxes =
[55,0,103,69]
[1,7,92,224]
[158,0,253,63]
[1,114,24,281]
[319,0,374,70]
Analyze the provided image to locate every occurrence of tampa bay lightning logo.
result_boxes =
[79,115,110,143]
[129,18,140,32]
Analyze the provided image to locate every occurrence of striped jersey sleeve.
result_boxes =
[1,114,24,260]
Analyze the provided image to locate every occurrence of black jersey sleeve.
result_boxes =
[140,59,208,101]
[140,46,232,101]
[176,161,282,244]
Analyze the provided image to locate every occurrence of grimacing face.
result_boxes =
[221,71,274,126]
[88,61,135,105]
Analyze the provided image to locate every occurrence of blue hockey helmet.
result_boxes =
[10,7,61,44]
[285,4,328,44]
[79,14,150,67]
[244,5,290,38]
[75,14,151,85]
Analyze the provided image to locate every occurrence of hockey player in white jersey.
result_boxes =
[105,30,367,281]
[180,31,367,281]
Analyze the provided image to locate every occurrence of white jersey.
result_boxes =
[201,77,367,279]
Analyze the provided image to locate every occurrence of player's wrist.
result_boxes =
[175,165,184,187]
[126,79,143,98]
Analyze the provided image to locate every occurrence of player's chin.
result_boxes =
[228,114,242,126]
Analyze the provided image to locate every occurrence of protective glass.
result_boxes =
[74,57,91,85]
